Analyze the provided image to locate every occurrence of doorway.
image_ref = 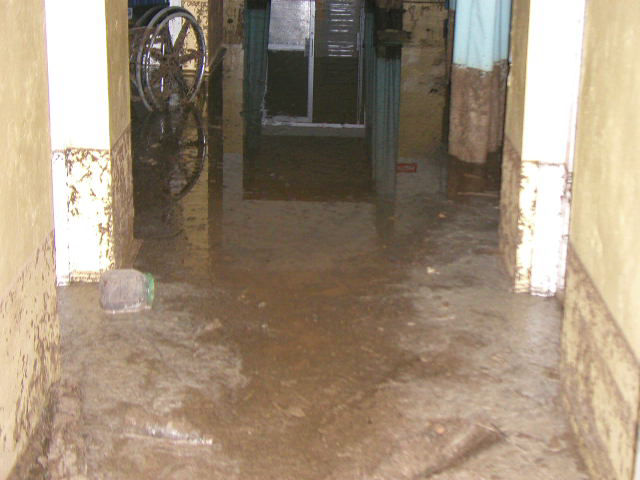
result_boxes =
[264,0,364,126]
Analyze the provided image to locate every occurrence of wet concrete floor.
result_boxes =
[50,71,589,479]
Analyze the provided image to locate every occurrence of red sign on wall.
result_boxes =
[396,163,417,173]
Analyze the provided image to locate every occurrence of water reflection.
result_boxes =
[132,31,447,281]
[132,103,208,239]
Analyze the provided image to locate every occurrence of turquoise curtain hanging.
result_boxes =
[453,0,511,72]
[449,0,512,164]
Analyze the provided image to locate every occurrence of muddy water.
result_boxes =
[52,64,588,480]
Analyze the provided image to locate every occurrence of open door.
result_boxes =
[264,0,363,126]
[313,0,363,124]
[265,0,315,123]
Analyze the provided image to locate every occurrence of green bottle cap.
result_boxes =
[145,273,155,305]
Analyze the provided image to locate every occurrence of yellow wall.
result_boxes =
[184,0,211,71]
[223,44,245,155]
[0,0,54,283]
[224,0,245,45]
[570,0,640,356]
[209,0,225,56]
[105,0,131,145]
[498,0,530,279]
[503,0,529,152]
[399,4,448,159]
[561,1,640,478]
[0,0,59,476]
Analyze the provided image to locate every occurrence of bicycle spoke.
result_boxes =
[173,21,190,52]
[140,9,206,111]
[148,47,166,62]
[169,70,191,96]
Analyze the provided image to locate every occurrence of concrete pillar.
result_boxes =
[47,0,136,283]
[399,3,449,160]
[499,0,584,296]
[224,0,245,45]
[365,7,402,197]
[223,0,245,156]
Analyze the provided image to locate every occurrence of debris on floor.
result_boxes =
[99,269,155,314]
[48,79,589,479]
[369,419,503,480]
[47,381,88,480]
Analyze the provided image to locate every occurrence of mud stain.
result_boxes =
[50,64,588,480]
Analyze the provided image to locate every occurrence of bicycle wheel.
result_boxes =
[142,11,207,111]
[135,6,200,111]
[134,105,207,200]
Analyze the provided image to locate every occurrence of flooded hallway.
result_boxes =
[2,1,640,479]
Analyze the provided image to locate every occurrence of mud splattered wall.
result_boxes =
[183,0,211,70]
[570,0,640,379]
[224,0,245,45]
[106,0,131,145]
[47,0,136,281]
[501,0,640,475]
[222,0,245,154]
[563,0,640,478]
[399,2,449,160]
[498,0,529,281]
[209,0,225,59]
[179,0,226,70]
[0,0,59,476]
[501,0,528,158]
[105,0,137,270]
[499,1,584,297]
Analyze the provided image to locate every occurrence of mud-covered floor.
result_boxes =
[49,70,589,479]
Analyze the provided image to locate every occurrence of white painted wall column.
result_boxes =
[510,0,586,295]
[46,0,112,285]
[46,0,134,284]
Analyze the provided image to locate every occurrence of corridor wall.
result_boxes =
[563,1,640,478]
[500,0,640,477]
[47,0,136,282]
[0,1,59,476]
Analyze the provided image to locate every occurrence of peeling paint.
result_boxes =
[562,245,640,480]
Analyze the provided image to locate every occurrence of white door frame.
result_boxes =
[265,0,316,124]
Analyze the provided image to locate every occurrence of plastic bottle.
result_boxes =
[99,269,155,314]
